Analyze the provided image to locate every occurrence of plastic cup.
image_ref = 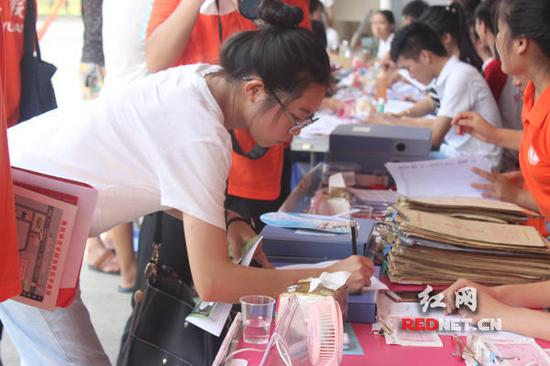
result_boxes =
[240,295,275,345]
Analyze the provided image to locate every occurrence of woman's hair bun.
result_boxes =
[258,0,304,29]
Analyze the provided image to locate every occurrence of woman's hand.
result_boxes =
[442,278,496,315]
[364,112,400,125]
[471,167,521,202]
[327,256,374,293]
[227,220,273,268]
[459,290,512,324]
[452,111,497,143]
[501,170,524,188]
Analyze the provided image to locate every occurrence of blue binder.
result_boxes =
[261,218,375,263]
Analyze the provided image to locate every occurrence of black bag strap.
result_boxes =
[144,213,163,283]
[154,211,163,245]
[215,0,223,44]
[23,0,41,59]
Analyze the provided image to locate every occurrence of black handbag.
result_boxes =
[118,215,224,366]
[18,0,57,123]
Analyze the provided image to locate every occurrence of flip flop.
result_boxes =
[87,249,121,275]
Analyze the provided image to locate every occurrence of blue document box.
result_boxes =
[261,218,375,263]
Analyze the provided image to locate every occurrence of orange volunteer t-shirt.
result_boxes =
[1,0,27,126]
[147,0,310,201]
[0,24,22,301]
[519,82,550,218]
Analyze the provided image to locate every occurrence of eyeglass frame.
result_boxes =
[270,92,319,134]
[241,75,320,134]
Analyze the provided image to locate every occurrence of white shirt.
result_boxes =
[8,64,232,236]
[319,0,334,7]
[377,33,394,60]
[101,0,153,94]
[433,56,503,168]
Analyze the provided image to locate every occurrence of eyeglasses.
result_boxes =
[271,92,319,134]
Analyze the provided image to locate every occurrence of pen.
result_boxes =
[350,218,357,255]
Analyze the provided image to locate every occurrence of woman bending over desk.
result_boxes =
[443,0,550,341]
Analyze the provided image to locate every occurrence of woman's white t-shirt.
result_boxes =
[8,64,232,236]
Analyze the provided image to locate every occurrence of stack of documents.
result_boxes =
[383,203,550,285]
[399,196,540,224]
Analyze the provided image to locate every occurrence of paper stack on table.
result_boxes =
[399,196,540,224]
[381,201,550,285]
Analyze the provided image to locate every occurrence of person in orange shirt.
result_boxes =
[444,0,550,341]
[1,1,25,355]
[450,77,533,210]
[1,0,28,126]
[0,22,23,359]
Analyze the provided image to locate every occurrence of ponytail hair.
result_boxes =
[420,3,483,71]
[220,0,330,99]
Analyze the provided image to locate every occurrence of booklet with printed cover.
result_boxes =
[13,185,77,310]
[11,167,98,309]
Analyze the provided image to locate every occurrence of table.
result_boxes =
[233,323,550,366]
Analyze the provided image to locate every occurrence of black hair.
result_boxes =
[373,9,395,25]
[474,0,499,35]
[311,20,327,49]
[420,3,483,71]
[390,22,448,62]
[499,0,550,60]
[220,0,331,101]
[402,0,429,21]
[453,0,480,22]
[309,0,324,14]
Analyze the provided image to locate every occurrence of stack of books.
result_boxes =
[382,197,550,285]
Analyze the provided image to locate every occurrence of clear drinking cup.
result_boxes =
[240,295,276,345]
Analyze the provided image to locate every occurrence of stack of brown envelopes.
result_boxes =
[383,199,550,285]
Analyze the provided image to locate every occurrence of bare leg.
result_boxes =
[85,237,120,273]
[102,223,136,290]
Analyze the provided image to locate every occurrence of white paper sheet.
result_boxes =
[185,236,262,336]
[376,294,533,339]
[385,156,492,198]
[299,112,352,137]
[277,261,385,293]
